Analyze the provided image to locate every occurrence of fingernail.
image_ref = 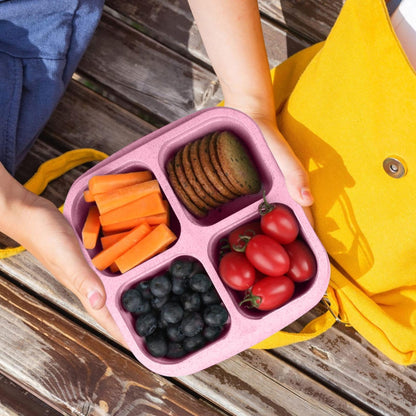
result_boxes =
[301,187,313,202]
[87,289,104,310]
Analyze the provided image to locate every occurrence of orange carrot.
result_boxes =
[100,231,130,273]
[101,231,131,249]
[83,189,95,203]
[82,206,101,249]
[92,223,152,271]
[88,171,152,195]
[99,191,166,227]
[109,263,120,273]
[94,179,160,214]
[115,224,177,273]
[101,206,169,234]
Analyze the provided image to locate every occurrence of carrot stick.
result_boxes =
[82,206,101,249]
[99,191,166,227]
[101,205,169,233]
[100,232,131,273]
[109,263,120,273]
[92,223,152,271]
[88,171,152,195]
[83,189,95,203]
[115,224,177,273]
[101,231,131,249]
[94,179,160,214]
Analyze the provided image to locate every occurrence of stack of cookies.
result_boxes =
[167,131,261,217]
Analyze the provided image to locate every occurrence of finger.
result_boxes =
[262,126,314,207]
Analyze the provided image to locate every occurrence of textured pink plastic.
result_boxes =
[63,107,330,376]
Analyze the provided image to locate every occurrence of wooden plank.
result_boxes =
[77,12,222,123]
[258,0,344,43]
[178,349,371,416]
[0,275,227,416]
[274,308,416,416]
[0,373,62,416]
[44,80,156,156]
[104,0,310,67]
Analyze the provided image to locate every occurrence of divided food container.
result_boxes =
[63,107,330,376]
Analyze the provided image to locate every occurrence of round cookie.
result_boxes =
[198,135,238,200]
[189,138,229,204]
[181,142,222,208]
[216,131,261,195]
[208,132,242,196]
[166,158,207,218]
[174,149,211,211]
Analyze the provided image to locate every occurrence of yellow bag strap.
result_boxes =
[0,148,108,259]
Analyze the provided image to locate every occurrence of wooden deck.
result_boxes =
[1,1,415,415]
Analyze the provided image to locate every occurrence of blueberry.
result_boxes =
[135,299,151,315]
[201,286,221,306]
[166,324,186,343]
[136,280,153,299]
[166,342,187,358]
[170,260,193,279]
[203,325,223,342]
[171,274,188,295]
[189,273,212,293]
[181,292,201,312]
[121,289,145,314]
[151,294,170,310]
[145,329,168,357]
[189,261,205,277]
[160,302,184,324]
[179,312,204,337]
[203,304,229,327]
[183,334,206,352]
[135,311,158,337]
[150,273,172,297]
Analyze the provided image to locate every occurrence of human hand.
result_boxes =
[0,164,126,346]
[240,113,315,225]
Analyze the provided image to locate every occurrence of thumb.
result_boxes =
[9,192,106,311]
[256,121,314,207]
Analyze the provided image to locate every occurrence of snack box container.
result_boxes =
[63,106,330,376]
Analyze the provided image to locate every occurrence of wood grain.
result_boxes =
[0,373,62,416]
[78,12,222,123]
[104,0,310,67]
[0,275,226,416]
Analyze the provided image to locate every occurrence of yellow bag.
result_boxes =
[253,0,416,366]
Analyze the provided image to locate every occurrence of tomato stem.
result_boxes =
[258,189,275,216]
[239,290,262,309]
[232,235,251,252]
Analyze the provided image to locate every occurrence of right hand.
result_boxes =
[236,112,315,226]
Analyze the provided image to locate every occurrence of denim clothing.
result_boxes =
[0,0,104,174]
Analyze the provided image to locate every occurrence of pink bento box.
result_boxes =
[63,107,330,376]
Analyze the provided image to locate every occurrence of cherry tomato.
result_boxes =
[219,252,256,291]
[284,239,317,283]
[228,221,262,251]
[260,203,299,245]
[241,276,295,310]
[245,234,290,277]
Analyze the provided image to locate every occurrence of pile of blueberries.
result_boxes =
[121,259,229,358]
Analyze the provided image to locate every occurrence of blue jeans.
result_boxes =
[0,0,104,174]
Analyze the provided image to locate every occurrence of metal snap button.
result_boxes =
[383,156,407,178]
